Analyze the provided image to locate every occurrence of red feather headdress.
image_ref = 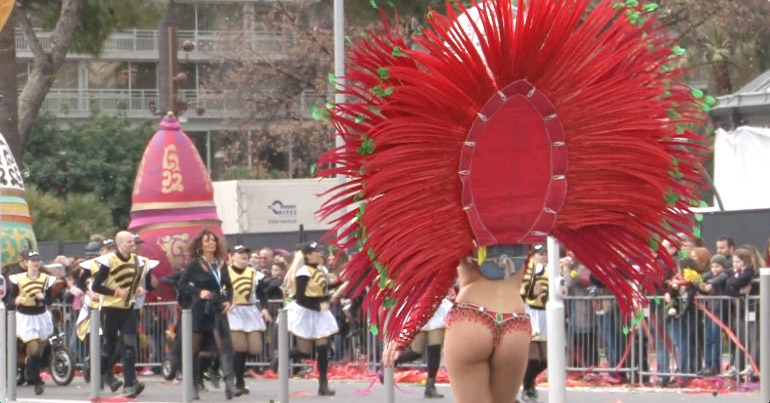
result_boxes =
[318,0,711,350]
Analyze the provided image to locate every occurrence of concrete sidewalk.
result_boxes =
[11,376,760,403]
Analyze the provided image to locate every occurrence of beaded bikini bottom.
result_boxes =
[445,302,531,347]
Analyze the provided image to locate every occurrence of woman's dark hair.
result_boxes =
[187,228,227,262]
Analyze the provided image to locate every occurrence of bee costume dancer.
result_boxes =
[283,242,339,396]
[9,249,55,395]
[91,231,153,398]
[317,0,712,401]
[227,245,272,396]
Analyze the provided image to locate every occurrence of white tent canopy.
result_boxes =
[714,126,770,210]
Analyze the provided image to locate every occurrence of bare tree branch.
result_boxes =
[15,4,48,62]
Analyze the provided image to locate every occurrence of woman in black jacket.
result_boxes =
[177,229,237,399]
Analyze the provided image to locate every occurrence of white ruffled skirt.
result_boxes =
[526,306,548,341]
[285,301,339,340]
[228,305,267,333]
[17,311,54,343]
[421,298,453,331]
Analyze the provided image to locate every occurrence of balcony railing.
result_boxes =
[15,29,285,60]
[38,89,321,121]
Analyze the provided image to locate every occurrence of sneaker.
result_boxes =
[34,382,44,395]
[123,382,145,398]
[739,367,754,377]
[722,366,738,377]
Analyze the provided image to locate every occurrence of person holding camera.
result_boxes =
[177,229,237,400]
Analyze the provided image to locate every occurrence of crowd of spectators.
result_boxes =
[2,232,766,389]
[563,234,768,386]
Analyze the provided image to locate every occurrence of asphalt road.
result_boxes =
[9,376,761,403]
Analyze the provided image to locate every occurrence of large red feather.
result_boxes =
[318,0,710,350]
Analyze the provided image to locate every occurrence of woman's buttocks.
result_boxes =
[456,260,525,313]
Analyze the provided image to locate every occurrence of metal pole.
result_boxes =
[206,130,212,175]
[546,237,566,403]
[384,366,395,403]
[760,268,770,403]
[0,303,5,402]
[333,0,347,232]
[182,309,192,403]
[90,311,101,399]
[278,309,289,403]
[7,310,16,401]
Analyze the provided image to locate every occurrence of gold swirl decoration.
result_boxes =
[158,234,190,271]
[133,153,148,196]
[161,144,184,194]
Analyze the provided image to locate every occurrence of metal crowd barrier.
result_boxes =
[564,293,761,385]
[45,291,762,386]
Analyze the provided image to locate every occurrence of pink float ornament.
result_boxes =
[128,113,223,302]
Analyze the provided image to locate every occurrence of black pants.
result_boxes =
[102,307,138,387]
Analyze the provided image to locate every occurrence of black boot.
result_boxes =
[424,378,444,399]
[29,355,44,395]
[424,345,444,398]
[233,352,246,397]
[316,345,335,396]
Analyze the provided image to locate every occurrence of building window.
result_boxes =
[51,62,78,89]
[132,63,157,90]
[88,61,130,89]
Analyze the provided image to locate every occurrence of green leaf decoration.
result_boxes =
[665,188,679,205]
[354,193,363,202]
[370,0,377,8]
[367,248,375,260]
[391,46,406,57]
[387,0,394,7]
[359,166,365,175]
[310,163,316,175]
[378,67,389,80]
[613,2,624,10]
[679,249,688,259]
[357,138,375,155]
[691,88,704,99]
[649,239,659,251]
[704,95,717,106]
[667,109,682,120]
[675,126,685,135]
[699,102,711,113]
[345,35,353,46]
[693,226,701,238]
[369,324,379,336]
[699,200,708,208]
[354,115,365,124]
[622,326,630,335]
[671,46,686,56]
[653,295,660,306]
[384,299,397,309]
[326,102,334,110]
[625,0,639,6]
[695,213,703,222]
[328,72,336,84]
[643,3,659,12]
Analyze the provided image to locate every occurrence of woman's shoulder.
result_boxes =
[296,265,311,277]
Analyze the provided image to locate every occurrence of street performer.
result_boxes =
[9,249,55,395]
[317,0,712,401]
[91,231,153,398]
